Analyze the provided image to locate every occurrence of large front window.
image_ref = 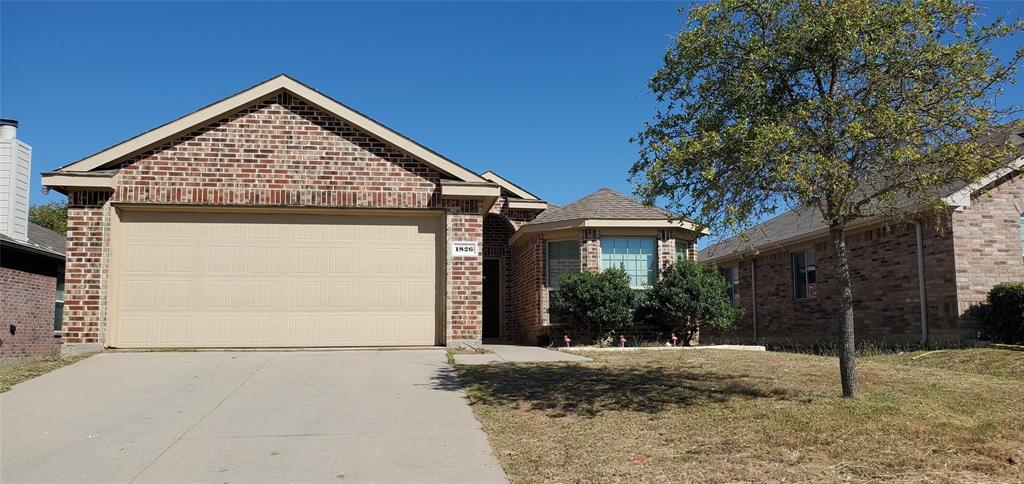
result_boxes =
[547,240,580,289]
[600,237,655,288]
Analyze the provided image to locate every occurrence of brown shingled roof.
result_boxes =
[699,121,1024,263]
[530,188,678,224]
[0,222,66,258]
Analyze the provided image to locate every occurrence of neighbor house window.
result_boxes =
[53,272,64,331]
[792,249,817,299]
[675,240,692,261]
[600,237,656,288]
[547,240,580,289]
[723,266,739,305]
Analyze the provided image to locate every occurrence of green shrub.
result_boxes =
[639,259,742,345]
[550,267,635,341]
[984,283,1024,344]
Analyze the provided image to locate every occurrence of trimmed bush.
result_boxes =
[639,259,742,345]
[984,283,1024,344]
[550,267,635,341]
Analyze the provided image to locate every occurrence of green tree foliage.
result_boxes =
[632,0,1022,397]
[29,200,68,235]
[984,283,1024,344]
[639,260,743,346]
[549,268,635,341]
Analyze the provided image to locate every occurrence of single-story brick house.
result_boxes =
[1,119,66,359]
[699,126,1024,346]
[42,75,701,351]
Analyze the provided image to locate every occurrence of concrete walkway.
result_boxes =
[1,351,506,483]
[454,344,592,365]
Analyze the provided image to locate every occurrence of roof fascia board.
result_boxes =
[440,184,501,198]
[506,199,548,210]
[55,79,288,173]
[942,155,1024,209]
[480,171,540,200]
[41,173,116,190]
[580,218,706,232]
[53,75,487,183]
[510,218,706,244]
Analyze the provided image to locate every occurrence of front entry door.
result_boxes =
[482,259,500,339]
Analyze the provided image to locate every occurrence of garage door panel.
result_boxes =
[113,211,440,348]
[161,280,196,308]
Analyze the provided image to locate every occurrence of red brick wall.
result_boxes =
[579,229,600,273]
[509,233,546,344]
[63,93,486,347]
[951,171,1024,336]
[483,197,540,340]
[705,220,960,346]
[64,190,111,345]
[657,230,676,274]
[445,199,484,343]
[1,267,60,359]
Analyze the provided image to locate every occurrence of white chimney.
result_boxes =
[0,119,32,242]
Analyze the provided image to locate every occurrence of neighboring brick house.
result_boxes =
[1,120,66,360]
[699,128,1024,346]
[41,75,702,350]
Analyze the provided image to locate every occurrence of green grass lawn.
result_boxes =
[0,353,94,392]
[456,347,1024,483]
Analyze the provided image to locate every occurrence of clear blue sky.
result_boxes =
[2,1,1022,215]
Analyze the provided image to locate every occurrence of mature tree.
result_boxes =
[639,259,743,345]
[632,0,1022,397]
[29,200,68,235]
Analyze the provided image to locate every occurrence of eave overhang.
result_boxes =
[510,217,707,244]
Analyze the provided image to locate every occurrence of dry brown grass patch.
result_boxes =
[457,349,1024,483]
[0,353,95,392]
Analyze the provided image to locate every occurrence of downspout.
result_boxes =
[750,257,758,343]
[911,220,929,345]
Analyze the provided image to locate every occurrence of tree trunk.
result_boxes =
[829,223,860,398]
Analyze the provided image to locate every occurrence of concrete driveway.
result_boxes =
[1,350,506,483]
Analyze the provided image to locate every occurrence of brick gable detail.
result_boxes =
[62,94,488,347]
[951,171,1024,334]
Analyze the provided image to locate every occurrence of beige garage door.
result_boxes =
[110,210,441,348]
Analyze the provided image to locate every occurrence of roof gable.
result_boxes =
[114,94,448,192]
[50,75,485,183]
[480,171,540,200]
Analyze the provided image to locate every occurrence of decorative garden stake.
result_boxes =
[564,334,572,347]
[619,334,627,348]
[671,333,679,347]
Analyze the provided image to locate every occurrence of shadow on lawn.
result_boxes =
[439,363,792,417]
